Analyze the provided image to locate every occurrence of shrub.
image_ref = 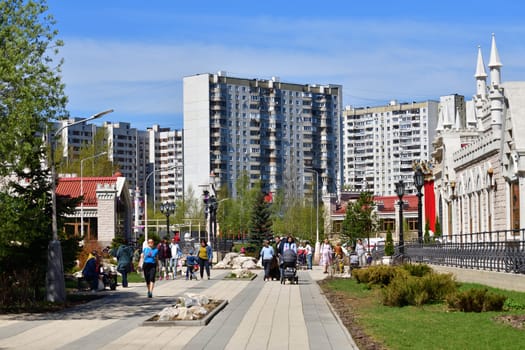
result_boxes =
[402,263,433,277]
[504,298,525,310]
[353,265,404,287]
[446,288,507,312]
[382,270,458,307]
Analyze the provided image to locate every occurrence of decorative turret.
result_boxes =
[488,33,502,87]
[474,45,487,100]
[488,33,503,133]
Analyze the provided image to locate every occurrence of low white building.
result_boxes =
[56,172,133,246]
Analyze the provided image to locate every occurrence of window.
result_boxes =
[381,219,395,232]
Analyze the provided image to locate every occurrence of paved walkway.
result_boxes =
[0,266,359,350]
[430,265,525,292]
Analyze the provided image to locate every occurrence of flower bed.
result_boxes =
[143,293,228,326]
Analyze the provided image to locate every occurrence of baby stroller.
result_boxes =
[280,249,299,284]
[297,248,307,270]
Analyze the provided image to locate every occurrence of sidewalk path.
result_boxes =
[0,267,359,350]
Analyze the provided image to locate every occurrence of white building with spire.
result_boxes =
[432,34,525,238]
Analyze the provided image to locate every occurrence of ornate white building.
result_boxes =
[432,34,525,240]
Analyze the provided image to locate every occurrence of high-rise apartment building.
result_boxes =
[342,100,439,196]
[183,72,343,198]
[103,121,148,192]
[146,125,184,204]
[54,121,183,211]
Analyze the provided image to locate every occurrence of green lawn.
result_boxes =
[323,279,525,350]
[125,272,146,283]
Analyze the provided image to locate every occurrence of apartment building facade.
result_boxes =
[54,121,184,226]
[146,125,184,204]
[183,72,343,199]
[342,100,439,196]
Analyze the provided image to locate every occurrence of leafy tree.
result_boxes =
[340,192,379,246]
[0,0,78,303]
[59,129,115,176]
[216,172,254,239]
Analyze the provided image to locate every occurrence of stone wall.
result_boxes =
[96,183,117,246]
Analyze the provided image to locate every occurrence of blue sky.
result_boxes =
[47,0,525,130]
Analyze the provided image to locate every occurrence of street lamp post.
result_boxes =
[143,165,177,245]
[414,167,424,244]
[80,151,107,239]
[208,195,218,244]
[395,180,405,254]
[46,109,113,302]
[159,201,176,237]
[305,168,320,264]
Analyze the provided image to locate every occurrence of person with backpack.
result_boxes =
[82,250,100,292]
[157,237,172,280]
[116,240,133,287]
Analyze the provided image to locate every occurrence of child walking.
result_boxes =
[185,249,198,280]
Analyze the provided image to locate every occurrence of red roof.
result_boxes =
[374,195,418,212]
[56,177,119,207]
[334,194,418,215]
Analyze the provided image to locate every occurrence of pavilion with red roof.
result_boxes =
[56,172,132,245]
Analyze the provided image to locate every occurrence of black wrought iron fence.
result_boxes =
[403,229,525,274]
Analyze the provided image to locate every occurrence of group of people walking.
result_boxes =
[88,234,373,297]
[139,238,212,298]
[318,237,372,274]
[260,236,314,281]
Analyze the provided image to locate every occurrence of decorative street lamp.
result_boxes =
[208,195,218,244]
[395,180,405,254]
[414,167,425,244]
[160,201,176,237]
[46,109,113,303]
[203,190,210,242]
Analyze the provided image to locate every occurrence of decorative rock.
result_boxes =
[213,261,228,269]
[158,306,180,321]
[212,252,259,270]
[242,260,257,269]
[190,306,208,316]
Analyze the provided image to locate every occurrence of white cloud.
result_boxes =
[58,15,525,128]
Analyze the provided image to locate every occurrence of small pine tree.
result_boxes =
[434,217,442,238]
[424,221,431,244]
[249,191,273,245]
[385,230,394,256]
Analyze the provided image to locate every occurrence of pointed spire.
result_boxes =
[474,46,487,78]
[488,33,502,68]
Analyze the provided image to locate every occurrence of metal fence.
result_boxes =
[403,229,525,274]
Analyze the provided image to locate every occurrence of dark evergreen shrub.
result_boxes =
[446,288,507,312]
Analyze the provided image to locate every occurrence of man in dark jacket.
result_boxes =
[157,237,172,280]
[116,240,133,287]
